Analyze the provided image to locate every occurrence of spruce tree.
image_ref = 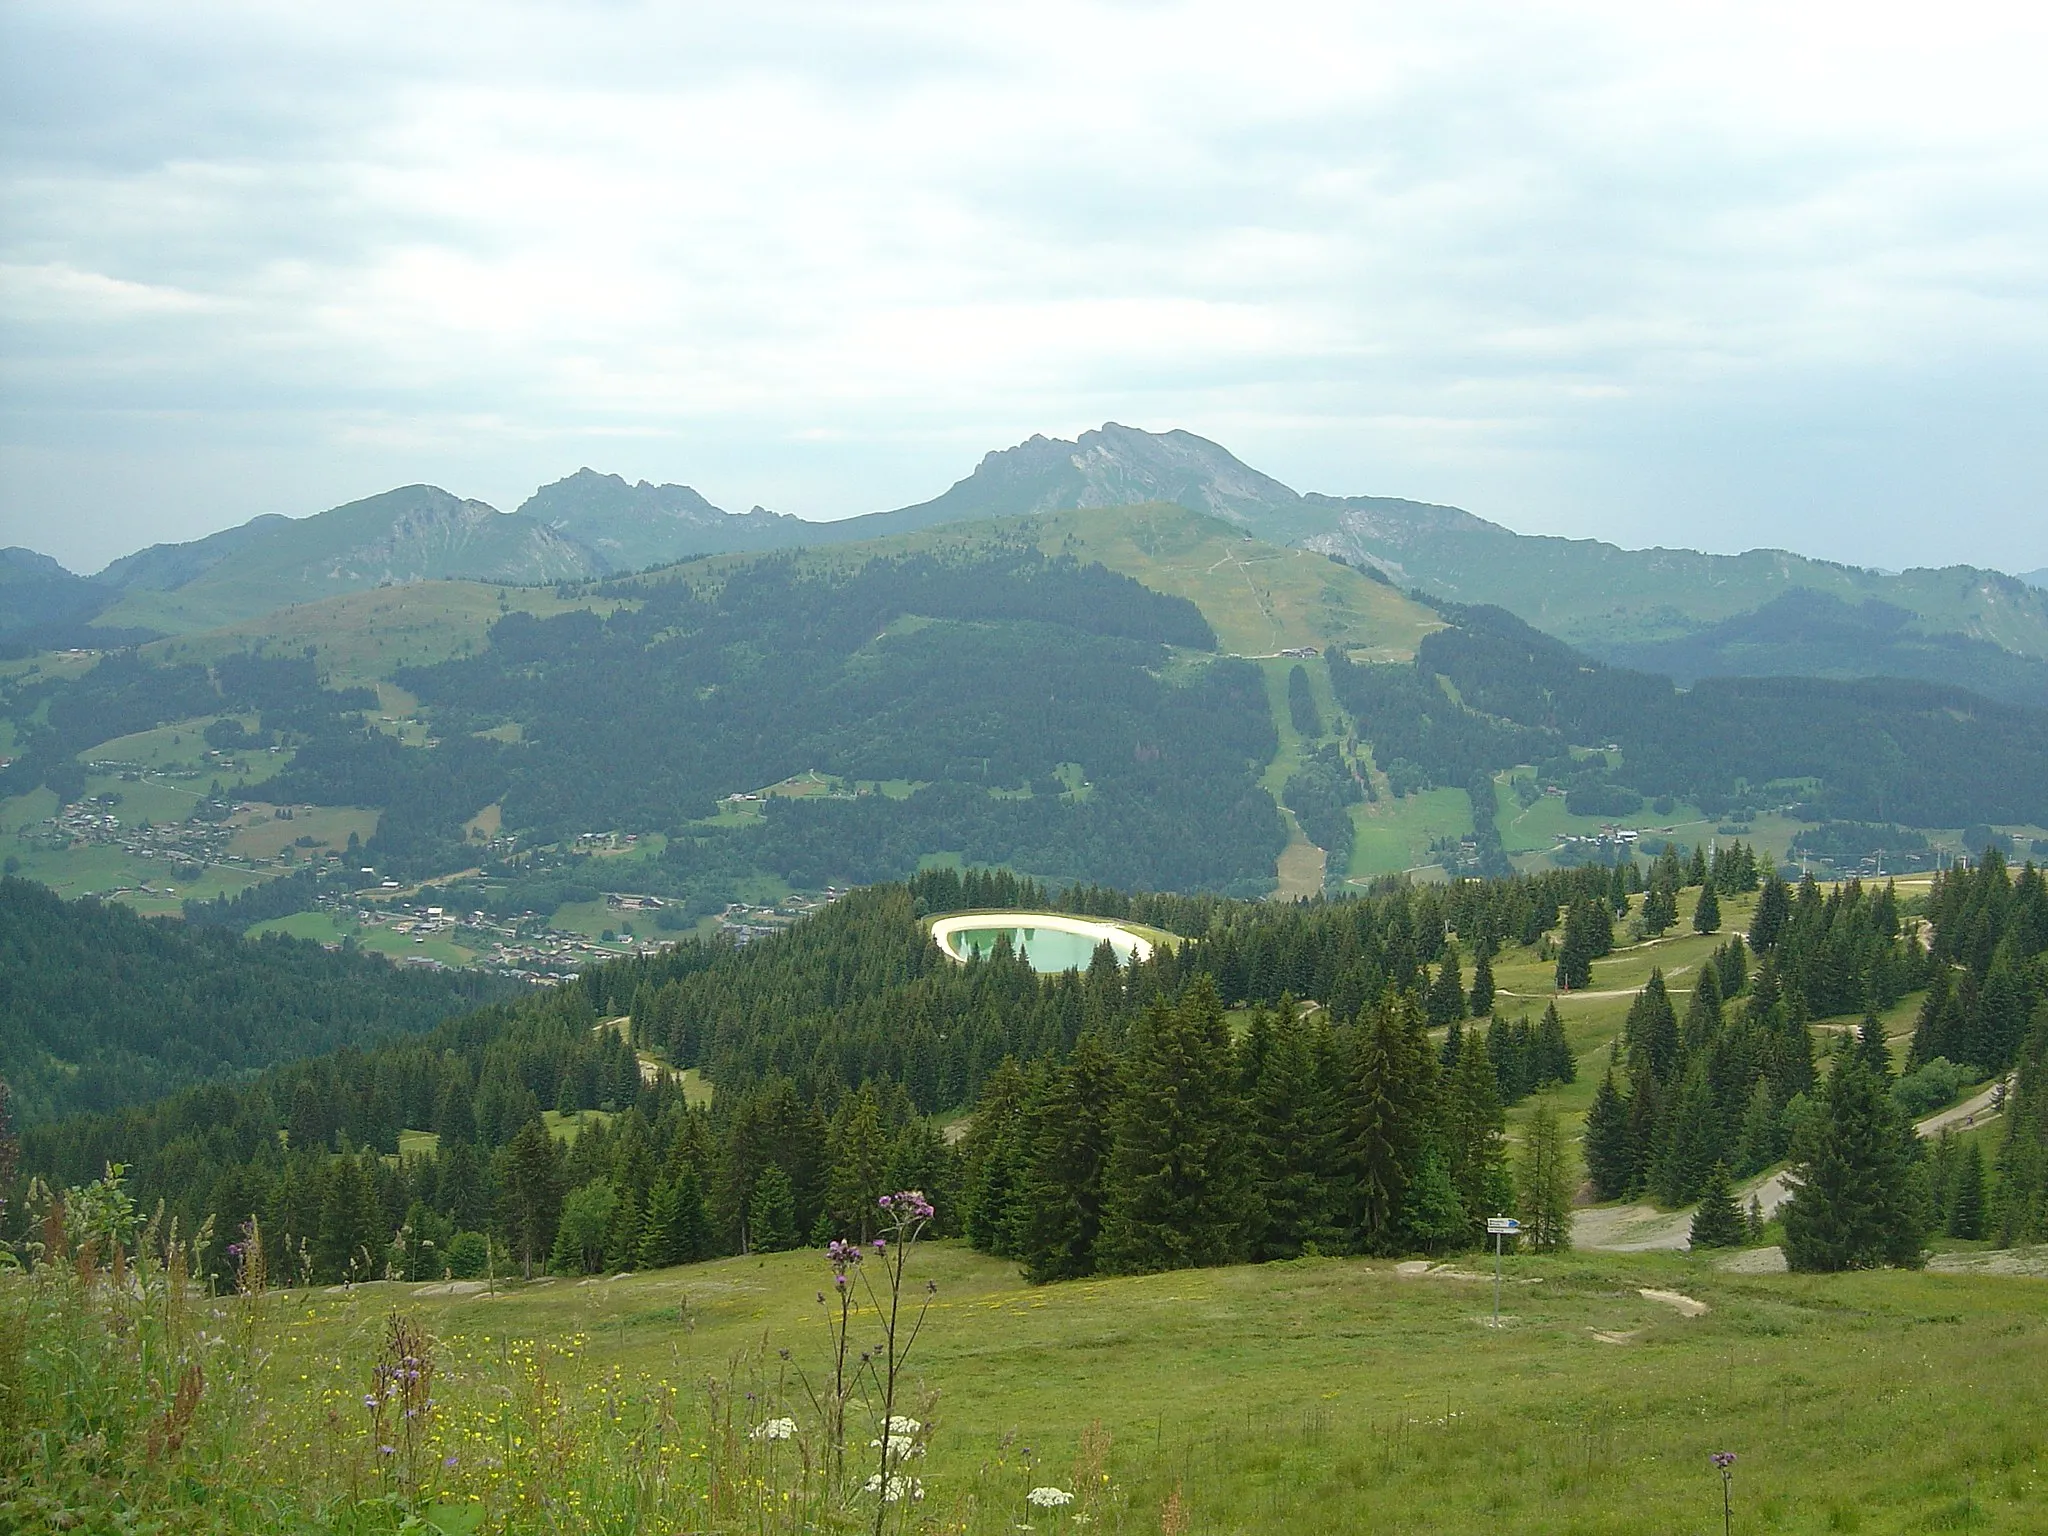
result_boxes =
[1688,844,1710,887]
[1782,1054,1925,1272]
[1692,881,1721,935]
[1095,979,1255,1275]
[1443,1030,1511,1235]
[1515,1103,1574,1252]
[747,1164,799,1253]
[1535,1001,1575,1085]
[1749,875,1791,954]
[824,1086,891,1239]
[1946,1141,1986,1240]
[1582,1071,1634,1200]
[1468,945,1496,1020]
[1243,1005,1344,1259]
[1019,1033,1118,1282]
[500,1116,562,1280]
[1427,945,1467,1028]
[1688,1162,1745,1249]
[1348,990,1433,1251]
[638,1180,683,1268]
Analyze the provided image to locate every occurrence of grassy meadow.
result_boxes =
[18,1223,2046,1535]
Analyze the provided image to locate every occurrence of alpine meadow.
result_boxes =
[8,11,2048,1530]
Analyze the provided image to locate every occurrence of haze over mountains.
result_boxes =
[7,423,2048,706]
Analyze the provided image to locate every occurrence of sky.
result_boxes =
[3,1,2046,576]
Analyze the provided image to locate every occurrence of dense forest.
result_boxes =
[258,550,1285,893]
[0,877,514,1124]
[10,861,1630,1284]
[1330,601,2048,825]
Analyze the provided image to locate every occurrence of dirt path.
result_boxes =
[1573,1077,2013,1252]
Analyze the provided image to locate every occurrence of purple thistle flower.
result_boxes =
[1712,1451,1737,1471]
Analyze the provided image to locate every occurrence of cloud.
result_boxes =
[2,0,2046,573]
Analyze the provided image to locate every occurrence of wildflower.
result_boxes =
[1712,1451,1737,1471]
[1028,1487,1076,1508]
[750,1417,798,1442]
[443,1454,459,1469]
[861,1473,925,1502]
[880,1415,922,1437]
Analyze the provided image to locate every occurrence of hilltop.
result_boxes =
[12,424,2048,698]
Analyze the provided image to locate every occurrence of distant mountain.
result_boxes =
[516,468,804,570]
[18,421,2048,670]
[816,423,1301,543]
[88,486,597,633]
[1585,588,2048,710]
[830,425,2048,662]
[2022,568,2048,590]
[0,546,105,637]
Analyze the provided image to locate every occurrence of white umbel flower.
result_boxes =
[749,1417,797,1441]
[1027,1487,1076,1508]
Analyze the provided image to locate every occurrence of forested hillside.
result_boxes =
[268,548,1284,892]
[0,877,514,1124]
[27,844,2048,1295]
[1333,601,2048,825]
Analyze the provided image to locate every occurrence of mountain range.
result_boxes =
[7,424,2048,705]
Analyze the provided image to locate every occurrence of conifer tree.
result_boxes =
[747,1164,799,1252]
[1243,1005,1343,1259]
[1443,1030,1511,1234]
[1427,945,1467,1027]
[1782,1054,1925,1272]
[1400,1145,1468,1254]
[1688,1162,1745,1249]
[1019,1033,1118,1282]
[1515,1103,1574,1252]
[1096,980,1255,1274]
[1688,844,1710,887]
[1692,881,1721,935]
[1640,880,1678,938]
[1749,874,1792,954]
[638,1180,682,1268]
[1468,945,1496,1020]
[824,1085,891,1239]
[1582,1071,1634,1199]
[1348,990,1433,1251]
[1535,1001,1575,1085]
[1654,1065,1723,1206]
[1946,1141,1986,1240]
[500,1116,562,1280]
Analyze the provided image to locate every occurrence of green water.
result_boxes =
[948,925,1132,972]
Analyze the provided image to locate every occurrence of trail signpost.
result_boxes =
[1486,1216,1520,1326]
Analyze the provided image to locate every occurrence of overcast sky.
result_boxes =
[3,1,2046,575]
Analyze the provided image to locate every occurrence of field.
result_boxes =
[1345,787,1474,883]
[38,1229,2045,1535]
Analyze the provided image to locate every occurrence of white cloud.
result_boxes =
[2,0,2046,571]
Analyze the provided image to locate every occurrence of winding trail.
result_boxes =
[1573,1074,2015,1252]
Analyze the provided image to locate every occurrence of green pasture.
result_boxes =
[1345,787,1473,881]
[229,1234,2048,1534]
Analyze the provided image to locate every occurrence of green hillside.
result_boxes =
[91,486,595,634]
[695,501,1444,660]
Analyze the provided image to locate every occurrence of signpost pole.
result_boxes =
[1484,1216,1518,1327]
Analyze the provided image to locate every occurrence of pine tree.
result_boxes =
[1468,945,1496,1020]
[748,1164,799,1253]
[1348,991,1432,1252]
[1688,844,1710,887]
[500,1116,562,1280]
[1749,874,1792,954]
[1640,881,1678,938]
[1654,1065,1723,1206]
[1582,1071,1634,1200]
[1946,1141,1986,1240]
[1535,1001,1575,1085]
[638,1181,683,1268]
[1095,979,1256,1275]
[1692,881,1721,935]
[1516,1103,1574,1252]
[824,1086,891,1239]
[1688,1162,1745,1249]
[1019,1034,1119,1282]
[1782,1054,1925,1272]
[1243,1005,1344,1259]
[1444,1030,1511,1235]
[1427,945,1467,1027]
